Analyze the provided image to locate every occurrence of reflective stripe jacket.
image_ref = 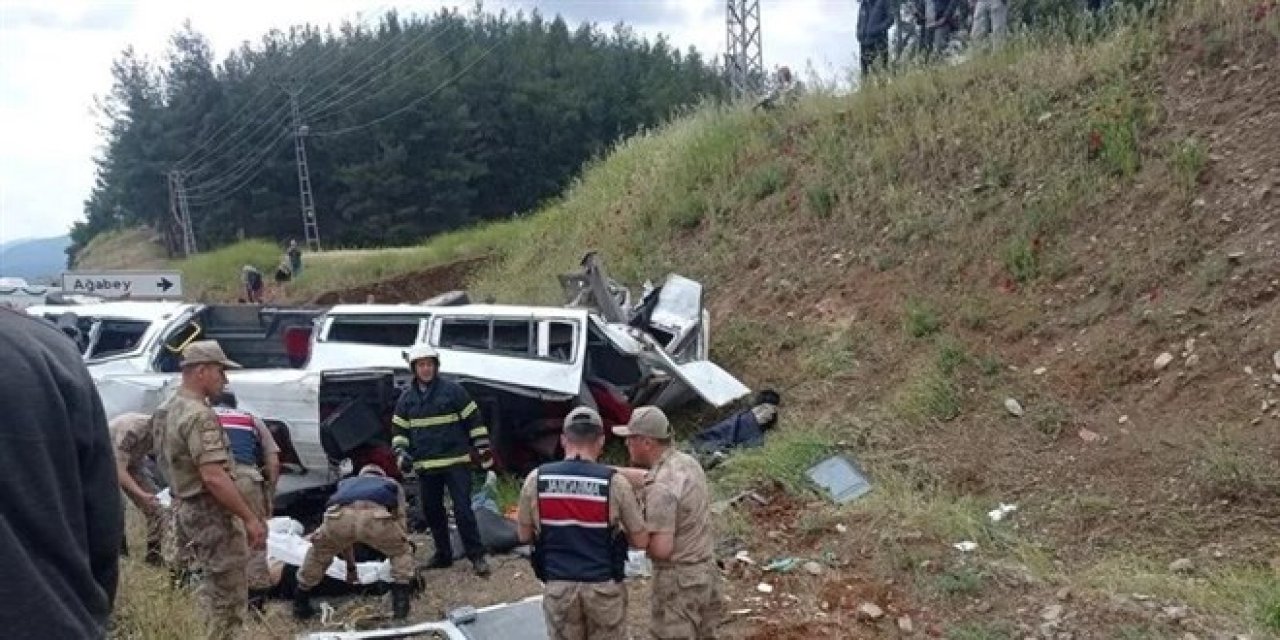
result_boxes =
[390,377,488,473]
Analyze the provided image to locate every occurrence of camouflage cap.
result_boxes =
[611,406,671,439]
[180,340,242,370]
[563,406,604,438]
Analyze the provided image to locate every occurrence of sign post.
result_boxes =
[62,271,184,300]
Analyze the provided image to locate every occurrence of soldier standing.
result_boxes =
[517,407,649,640]
[293,464,416,621]
[614,407,724,640]
[109,412,164,566]
[156,340,267,640]
[212,391,281,614]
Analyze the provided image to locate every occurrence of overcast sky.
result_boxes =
[0,0,859,245]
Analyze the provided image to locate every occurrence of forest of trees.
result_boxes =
[76,7,724,258]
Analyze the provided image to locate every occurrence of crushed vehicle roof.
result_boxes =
[25,301,189,322]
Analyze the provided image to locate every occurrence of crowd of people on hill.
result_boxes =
[240,239,304,304]
[856,0,1118,75]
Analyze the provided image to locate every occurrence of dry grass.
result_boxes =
[74,228,169,270]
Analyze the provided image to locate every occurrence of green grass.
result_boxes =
[1001,235,1040,284]
[1170,136,1208,190]
[935,566,986,596]
[804,184,836,218]
[1081,555,1280,635]
[947,622,1014,640]
[904,299,943,339]
[712,427,834,495]
[895,365,962,423]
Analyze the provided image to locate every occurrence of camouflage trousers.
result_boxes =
[542,580,627,640]
[298,502,415,590]
[176,493,248,640]
[233,464,272,591]
[650,561,723,640]
[120,471,163,553]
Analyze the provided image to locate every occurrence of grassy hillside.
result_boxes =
[114,2,1280,637]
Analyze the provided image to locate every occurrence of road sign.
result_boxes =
[62,270,184,300]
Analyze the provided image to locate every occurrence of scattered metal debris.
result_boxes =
[806,455,872,504]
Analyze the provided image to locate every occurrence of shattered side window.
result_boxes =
[89,320,149,359]
[438,318,490,351]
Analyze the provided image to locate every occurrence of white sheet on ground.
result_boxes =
[267,517,393,585]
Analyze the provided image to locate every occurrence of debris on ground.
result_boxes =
[1004,397,1025,417]
[757,583,775,594]
[1078,428,1103,443]
[806,455,872,504]
[802,561,825,576]
[1169,557,1195,574]
[1154,352,1175,371]
[764,558,801,573]
[856,602,885,621]
[987,503,1019,522]
[953,541,979,553]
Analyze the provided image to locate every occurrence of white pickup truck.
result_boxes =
[27,292,748,502]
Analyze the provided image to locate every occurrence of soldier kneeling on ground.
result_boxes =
[294,465,416,621]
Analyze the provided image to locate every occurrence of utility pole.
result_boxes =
[167,170,196,257]
[725,0,764,96]
[289,91,322,252]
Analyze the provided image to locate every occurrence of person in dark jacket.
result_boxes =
[0,308,122,639]
[391,344,492,576]
[294,465,415,621]
[690,389,782,459]
[858,0,896,76]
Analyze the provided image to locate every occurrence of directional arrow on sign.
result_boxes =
[158,277,174,292]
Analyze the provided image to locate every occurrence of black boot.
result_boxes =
[248,589,270,615]
[424,554,453,570]
[470,555,491,578]
[389,586,409,619]
[293,587,314,620]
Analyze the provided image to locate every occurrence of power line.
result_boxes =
[175,5,399,174]
[310,38,502,138]
[301,20,466,122]
[183,130,292,204]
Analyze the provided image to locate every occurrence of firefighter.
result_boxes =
[391,344,492,576]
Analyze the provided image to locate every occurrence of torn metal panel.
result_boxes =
[807,455,873,504]
[639,343,750,408]
[558,252,630,322]
[646,274,703,357]
[300,596,547,640]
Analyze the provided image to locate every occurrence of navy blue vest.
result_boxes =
[214,407,262,467]
[328,475,400,510]
[533,458,626,583]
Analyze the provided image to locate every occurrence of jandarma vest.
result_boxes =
[533,458,627,583]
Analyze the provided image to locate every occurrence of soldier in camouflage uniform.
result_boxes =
[615,407,724,640]
[110,412,164,566]
[211,391,280,613]
[294,465,416,621]
[156,341,268,640]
